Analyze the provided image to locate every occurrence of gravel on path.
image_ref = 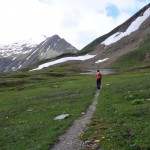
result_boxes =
[51,90,100,150]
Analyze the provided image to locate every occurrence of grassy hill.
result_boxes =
[111,37,150,71]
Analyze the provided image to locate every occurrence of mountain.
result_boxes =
[76,3,150,70]
[27,4,150,72]
[0,35,78,72]
[1,4,149,73]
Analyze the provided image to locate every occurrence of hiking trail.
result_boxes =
[51,90,100,150]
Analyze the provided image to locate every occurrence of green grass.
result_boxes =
[1,35,150,150]
[0,68,96,150]
[81,71,150,150]
[111,37,150,71]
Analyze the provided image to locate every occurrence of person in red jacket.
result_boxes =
[95,70,102,89]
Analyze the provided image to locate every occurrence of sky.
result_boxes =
[0,0,149,49]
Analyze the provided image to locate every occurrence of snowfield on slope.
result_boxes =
[0,35,47,58]
[101,8,150,45]
[31,54,109,71]
[95,58,109,63]
[31,54,96,71]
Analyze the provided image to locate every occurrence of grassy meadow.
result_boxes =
[81,70,150,150]
[0,68,96,150]
[81,36,150,150]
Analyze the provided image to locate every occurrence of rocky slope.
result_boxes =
[76,3,150,70]
[1,4,149,73]
[0,35,78,72]
[29,4,150,72]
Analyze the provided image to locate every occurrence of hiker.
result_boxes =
[95,70,102,89]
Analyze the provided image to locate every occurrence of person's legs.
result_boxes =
[96,79,100,89]
[99,78,101,88]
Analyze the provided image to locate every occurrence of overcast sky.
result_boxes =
[0,0,149,49]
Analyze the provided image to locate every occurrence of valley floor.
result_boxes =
[51,90,100,150]
[0,68,149,150]
[0,69,96,150]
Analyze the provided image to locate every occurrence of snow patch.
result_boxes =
[12,67,16,71]
[18,65,22,69]
[95,58,109,63]
[22,49,32,54]
[41,40,48,46]
[26,50,37,60]
[53,43,57,47]
[12,57,16,61]
[26,55,31,60]
[101,8,150,45]
[47,45,51,51]
[31,54,96,71]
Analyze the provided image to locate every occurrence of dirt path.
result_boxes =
[51,90,100,150]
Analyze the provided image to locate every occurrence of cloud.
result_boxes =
[0,0,50,41]
[38,0,52,4]
[60,10,81,28]
[0,0,149,49]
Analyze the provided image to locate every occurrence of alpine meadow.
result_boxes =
[0,2,150,150]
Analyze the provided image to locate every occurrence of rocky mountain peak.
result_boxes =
[0,35,78,72]
[51,34,61,40]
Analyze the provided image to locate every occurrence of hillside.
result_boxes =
[111,36,150,71]
[75,3,150,70]
[79,3,150,54]
[27,4,150,72]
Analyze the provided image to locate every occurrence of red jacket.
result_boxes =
[95,72,102,79]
